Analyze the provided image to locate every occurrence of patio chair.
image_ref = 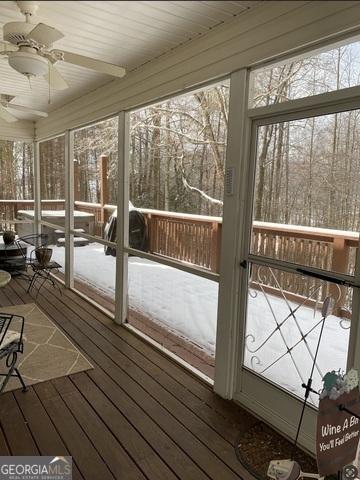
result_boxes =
[0,313,27,394]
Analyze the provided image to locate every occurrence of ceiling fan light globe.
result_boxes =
[8,50,48,76]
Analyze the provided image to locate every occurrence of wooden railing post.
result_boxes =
[217,223,222,273]
[210,222,220,273]
[74,159,80,202]
[330,237,350,313]
[99,155,109,231]
[146,214,153,253]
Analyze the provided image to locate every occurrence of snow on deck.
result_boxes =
[51,243,349,401]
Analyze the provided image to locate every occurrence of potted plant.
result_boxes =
[35,247,53,266]
[2,230,15,245]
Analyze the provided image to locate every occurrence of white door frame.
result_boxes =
[214,68,252,398]
[224,74,360,452]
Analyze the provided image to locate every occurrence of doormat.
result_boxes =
[235,422,318,480]
[0,303,93,392]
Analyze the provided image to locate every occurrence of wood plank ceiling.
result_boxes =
[0,1,260,119]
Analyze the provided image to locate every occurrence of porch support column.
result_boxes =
[99,154,109,231]
[33,140,41,235]
[115,112,129,325]
[65,130,74,289]
[214,69,250,399]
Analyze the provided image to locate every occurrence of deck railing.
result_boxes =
[140,208,222,272]
[1,199,358,313]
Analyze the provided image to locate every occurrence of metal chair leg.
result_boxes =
[0,351,26,394]
[47,274,63,296]
[27,272,38,293]
[0,369,13,394]
[14,368,27,392]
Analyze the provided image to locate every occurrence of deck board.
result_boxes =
[52,376,147,480]
[34,381,115,480]
[0,425,10,455]
[0,392,39,456]
[14,387,84,480]
[0,276,258,480]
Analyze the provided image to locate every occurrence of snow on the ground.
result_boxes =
[51,243,218,352]
[51,243,349,401]
[128,256,218,353]
[246,290,349,401]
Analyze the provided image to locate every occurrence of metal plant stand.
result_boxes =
[27,260,62,297]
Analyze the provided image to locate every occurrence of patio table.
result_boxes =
[0,240,27,272]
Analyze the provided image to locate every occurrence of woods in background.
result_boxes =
[39,82,229,217]
[39,135,65,201]
[2,42,360,232]
[253,43,360,232]
[129,83,229,216]
[0,140,33,200]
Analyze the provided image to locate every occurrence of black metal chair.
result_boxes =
[27,246,62,297]
[0,313,27,394]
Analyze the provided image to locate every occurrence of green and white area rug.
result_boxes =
[0,303,93,392]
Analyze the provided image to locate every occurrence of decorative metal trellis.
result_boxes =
[245,265,346,403]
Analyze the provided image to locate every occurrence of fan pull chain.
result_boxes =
[27,74,32,90]
[48,61,51,105]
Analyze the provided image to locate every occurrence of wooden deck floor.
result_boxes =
[0,276,259,480]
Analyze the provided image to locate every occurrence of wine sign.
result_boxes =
[316,370,360,476]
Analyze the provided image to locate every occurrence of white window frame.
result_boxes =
[116,80,233,384]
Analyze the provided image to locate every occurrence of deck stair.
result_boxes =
[55,228,89,247]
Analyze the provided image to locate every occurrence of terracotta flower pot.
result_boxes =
[2,230,15,245]
[35,247,53,266]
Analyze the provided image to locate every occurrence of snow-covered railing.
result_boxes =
[1,199,358,312]
[139,208,222,272]
[251,222,359,316]
[136,210,358,314]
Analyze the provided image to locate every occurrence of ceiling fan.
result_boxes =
[0,93,48,122]
[0,0,126,91]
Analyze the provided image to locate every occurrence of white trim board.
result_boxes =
[235,369,318,454]
[35,1,360,140]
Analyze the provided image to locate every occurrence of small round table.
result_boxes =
[0,270,11,288]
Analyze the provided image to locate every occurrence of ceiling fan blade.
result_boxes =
[0,94,15,104]
[0,45,18,58]
[6,103,48,118]
[0,41,18,53]
[26,23,64,47]
[43,62,69,90]
[0,104,17,123]
[53,49,126,78]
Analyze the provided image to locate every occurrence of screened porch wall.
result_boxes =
[34,1,360,141]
